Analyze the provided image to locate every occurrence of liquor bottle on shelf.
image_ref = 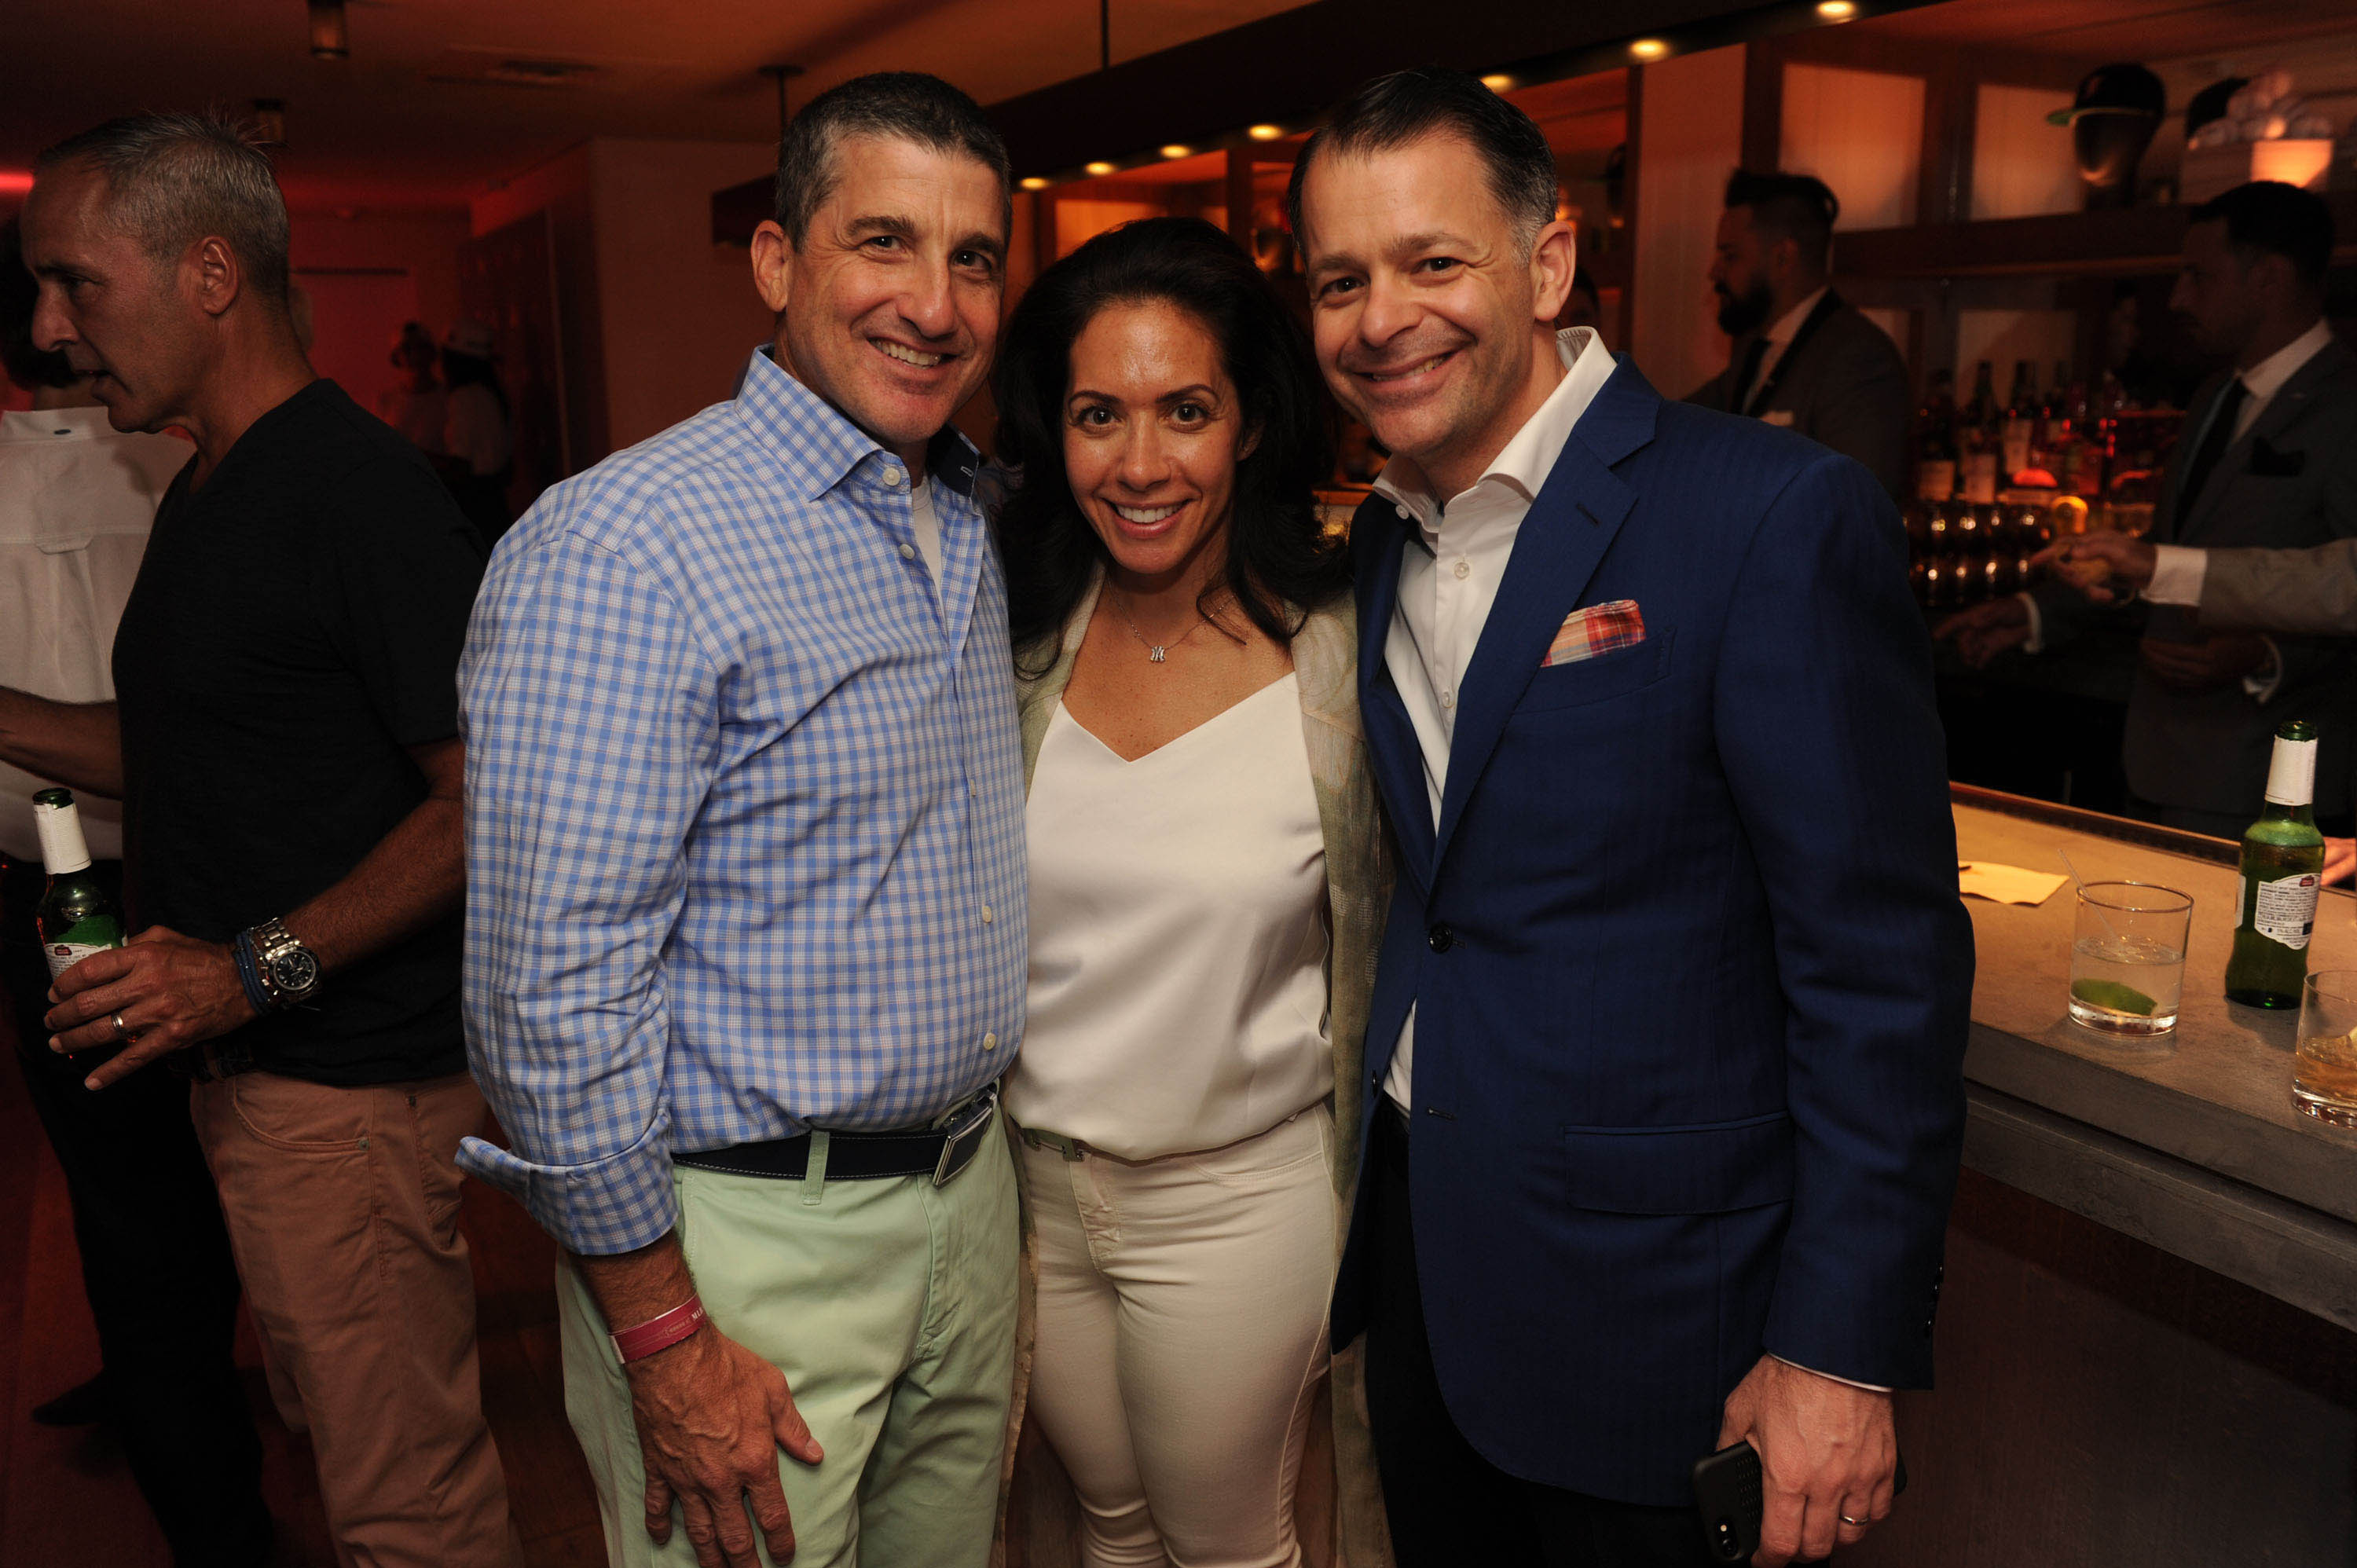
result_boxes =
[2225,720,2327,1009]
[1914,368,1958,503]
[1948,503,1989,604]
[2062,378,2104,498]
[2028,362,2069,482]
[1908,497,1945,608]
[1959,361,2000,505]
[2001,360,2038,482]
[1902,502,1934,605]
[32,788,124,980]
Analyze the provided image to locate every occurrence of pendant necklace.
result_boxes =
[1109,592,1211,665]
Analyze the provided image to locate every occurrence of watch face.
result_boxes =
[269,948,321,996]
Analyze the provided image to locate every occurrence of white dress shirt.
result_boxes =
[1740,287,1827,416]
[1014,676,1332,1159]
[1369,326,1615,1111]
[0,407,185,866]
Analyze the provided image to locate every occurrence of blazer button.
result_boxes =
[1428,924,1455,952]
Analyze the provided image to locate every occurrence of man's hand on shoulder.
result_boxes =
[44,927,257,1089]
[625,1321,823,1568]
[1716,1355,1897,1566]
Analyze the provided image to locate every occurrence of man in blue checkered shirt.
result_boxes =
[458,74,1025,1568]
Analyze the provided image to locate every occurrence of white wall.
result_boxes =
[586,140,778,450]
[467,138,778,457]
[1632,46,1748,402]
[288,207,472,421]
[471,145,592,241]
[1782,64,1926,231]
[1973,84,2080,221]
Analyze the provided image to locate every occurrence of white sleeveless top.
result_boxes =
[1011,673,1332,1160]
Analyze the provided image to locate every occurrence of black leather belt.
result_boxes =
[674,1084,999,1187]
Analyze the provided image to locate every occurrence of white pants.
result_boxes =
[1020,1105,1337,1568]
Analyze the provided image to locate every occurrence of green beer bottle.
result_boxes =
[32,787,124,980]
[2224,720,2326,1009]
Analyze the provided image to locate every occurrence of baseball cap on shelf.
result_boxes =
[2047,63,2165,126]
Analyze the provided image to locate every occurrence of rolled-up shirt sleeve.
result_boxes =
[456,518,718,1255]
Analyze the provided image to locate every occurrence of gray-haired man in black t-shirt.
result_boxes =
[5,113,520,1566]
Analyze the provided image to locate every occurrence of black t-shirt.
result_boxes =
[112,379,486,1086]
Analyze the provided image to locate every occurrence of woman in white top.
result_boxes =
[993,218,1391,1568]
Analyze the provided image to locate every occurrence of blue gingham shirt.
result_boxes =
[456,349,1027,1255]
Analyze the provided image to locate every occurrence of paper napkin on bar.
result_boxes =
[1958,862,2071,906]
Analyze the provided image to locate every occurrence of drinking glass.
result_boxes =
[2293,970,2357,1127]
[2067,881,2192,1035]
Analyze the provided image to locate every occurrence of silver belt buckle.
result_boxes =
[933,1083,998,1186]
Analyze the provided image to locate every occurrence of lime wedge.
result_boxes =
[2073,978,2157,1017]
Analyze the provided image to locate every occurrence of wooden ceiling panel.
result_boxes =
[1856,0,2357,63]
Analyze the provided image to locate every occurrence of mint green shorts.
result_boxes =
[559,1127,1020,1567]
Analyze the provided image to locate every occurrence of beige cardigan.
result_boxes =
[996,574,1394,1568]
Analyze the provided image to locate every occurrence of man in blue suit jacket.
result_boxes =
[1288,71,1974,1566]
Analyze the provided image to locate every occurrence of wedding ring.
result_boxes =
[1840,1513,1868,1526]
[110,1012,132,1041]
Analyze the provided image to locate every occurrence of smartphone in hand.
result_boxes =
[1692,1442,1908,1562]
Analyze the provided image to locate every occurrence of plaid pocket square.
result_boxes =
[1542,600,1645,668]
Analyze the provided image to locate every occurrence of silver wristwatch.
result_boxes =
[246,917,322,1010]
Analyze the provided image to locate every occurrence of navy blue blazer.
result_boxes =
[1334,356,1974,1507]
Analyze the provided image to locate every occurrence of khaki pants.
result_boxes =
[191,1068,519,1568]
[560,1127,1021,1568]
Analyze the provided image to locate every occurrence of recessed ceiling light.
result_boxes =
[1020,176,1050,191]
[249,99,288,146]
[1481,74,1515,91]
[1629,38,1670,60]
[1085,160,1116,177]
[1160,144,1192,159]
[307,0,348,60]
[1816,0,1857,17]
[1247,123,1285,141]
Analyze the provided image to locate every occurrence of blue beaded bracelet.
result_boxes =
[231,929,275,1017]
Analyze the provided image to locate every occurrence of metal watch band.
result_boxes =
[243,916,320,1010]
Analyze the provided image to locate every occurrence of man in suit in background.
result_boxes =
[1687,170,1912,500]
[2036,527,2357,644]
[1290,68,1973,1568]
[1942,181,2356,838]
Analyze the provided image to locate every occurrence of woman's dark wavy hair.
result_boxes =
[992,216,1343,665]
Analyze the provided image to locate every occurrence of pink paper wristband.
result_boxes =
[611,1297,708,1364]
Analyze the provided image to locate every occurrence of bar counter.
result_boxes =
[1844,788,2357,1566]
[1951,785,2357,1332]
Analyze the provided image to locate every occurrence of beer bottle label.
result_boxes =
[2250,871,2322,951]
[44,941,115,981]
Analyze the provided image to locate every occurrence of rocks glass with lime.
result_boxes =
[2068,881,2193,1035]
